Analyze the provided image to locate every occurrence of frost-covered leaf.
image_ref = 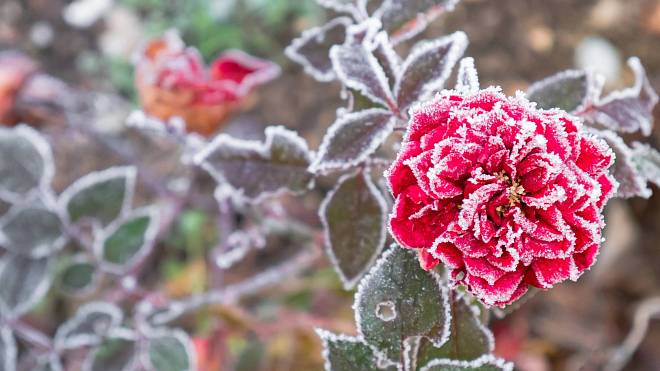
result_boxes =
[312,109,394,172]
[584,57,659,136]
[286,17,352,82]
[55,302,123,350]
[596,130,650,198]
[0,326,16,371]
[0,204,64,258]
[374,0,461,44]
[455,57,479,95]
[33,354,63,371]
[57,255,98,296]
[527,70,600,113]
[0,255,52,317]
[369,32,401,87]
[630,142,660,187]
[144,329,195,371]
[58,167,136,226]
[83,336,137,371]
[0,125,54,201]
[96,207,159,273]
[316,329,397,371]
[330,39,396,108]
[413,296,493,370]
[395,32,467,111]
[356,247,449,364]
[419,354,513,371]
[320,171,387,289]
[196,126,314,202]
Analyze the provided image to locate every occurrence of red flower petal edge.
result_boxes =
[386,87,617,307]
[134,31,280,136]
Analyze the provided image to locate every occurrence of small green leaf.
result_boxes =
[0,125,54,200]
[527,70,592,112]
[355,247,449,364]
[55,302,123,350]
[58,255,97,295]
[317,329,397,371]
[59,167,136,226]
[0,204,64,258]
[84,337,136,371]
[98,207,157,272]
[320,171,387,289]
[0,254,52,317]
[146,329,195,371]
[414,295,493,370]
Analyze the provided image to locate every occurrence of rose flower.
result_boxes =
[134,32,280,136]
[387,88,616,306]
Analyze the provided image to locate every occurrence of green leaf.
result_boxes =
[0,204,64,258]
[316,329,397,371]
[0,125,54,200]
[58,255,97,295]
[0,254,52,317]
[146,329,195,371]
[414,295,493,370]
[55,302,123,350]
[320,171,387,289]
[355,247,449,364]
[98,208,158,272]
[84,337,137,371]
[419,355,513,371]
[59,167,136,226]
[195,126,314,202]
[527,70,593,112]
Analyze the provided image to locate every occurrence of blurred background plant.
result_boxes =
[0,0,659,370]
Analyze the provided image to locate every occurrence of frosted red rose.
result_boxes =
[387,88,616,306]
[134,32,280,136]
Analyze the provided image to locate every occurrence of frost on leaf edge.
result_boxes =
[319,171,388,289]
[194,125,314,203]
[57,166,137,226]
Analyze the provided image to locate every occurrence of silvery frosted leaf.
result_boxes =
[311,109,394,172]
[195,126,314,202]
[395,32,467,111]
[455,57,479,95]
[330,39,396,108]
[58,167,136,226]
[83,336,137,371]
[55,302,123,350]
[596,130,650,198]
[33,354,63,371]
[0,326,16,371]
[355,247,449,364]
[316,329,397,371]
[143,329,195,371]
[585,57,659,136]
[630,142,660,187]
[374,0,461,44]
[57,255,98,296]
[419,354,513,371]
[0,125,54,201]
[0,254,52,317]
[96,207,159,273]
[368,32,401,88]
[320,171,387,289]
[286,17,353,82]
[0,204,64,258]
[413,296,493,370]
[527,70,601,113]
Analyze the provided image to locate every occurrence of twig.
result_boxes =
[604,296,660,371]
